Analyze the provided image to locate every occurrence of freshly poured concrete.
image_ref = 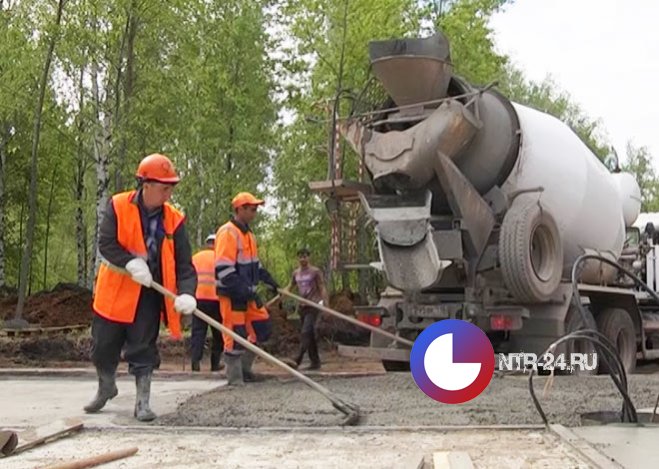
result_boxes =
[3,373,658,468]
[161,373,659,428]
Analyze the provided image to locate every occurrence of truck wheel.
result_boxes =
[563,305,598,375]
[499,198,563,303]
[382,360,410,372]
[596,308,636,375]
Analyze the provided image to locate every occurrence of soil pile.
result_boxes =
[0,283,92,327]
[316,290,369,345]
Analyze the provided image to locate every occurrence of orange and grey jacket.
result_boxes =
[214,218,278,310]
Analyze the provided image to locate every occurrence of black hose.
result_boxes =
[528,253,645,426]
[528,331,637,425]
[569,255,630,389]
[571,253,659,307]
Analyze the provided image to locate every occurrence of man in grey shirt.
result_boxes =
[285,247,329,370]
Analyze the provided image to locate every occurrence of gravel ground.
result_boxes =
[160,372,659,428]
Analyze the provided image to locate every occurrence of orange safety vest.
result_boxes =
[92,190,185,339]
[192,249,218,301]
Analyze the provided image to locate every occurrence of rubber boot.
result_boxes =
[191,361,200,372]
[134,372,157,422]
[225,353,244,386]
[84,369,118,413]
[241,350,264,382]
[210,350,224,372]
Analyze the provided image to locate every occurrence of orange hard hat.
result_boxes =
[136,153,180,184]
[231,192,264,208]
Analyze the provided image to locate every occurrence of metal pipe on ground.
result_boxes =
[148,281,361,426]
[278,289,414,348]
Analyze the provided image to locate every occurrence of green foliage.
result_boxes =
[1,0,657,295]
[622,142,659,212]
[0,0,279,290]
[432,0,509,84]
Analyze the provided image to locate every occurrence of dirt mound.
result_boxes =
[0,332,92,365]
[263,300,300,357]
[0,283,92,327]
[1,333,196,366]
[316,290,369,346]
[264,290,370,356]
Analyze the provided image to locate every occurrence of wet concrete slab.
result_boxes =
[160,372,659,428]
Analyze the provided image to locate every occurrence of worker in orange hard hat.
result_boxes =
[85,153,198,422]
[214,191,280,385]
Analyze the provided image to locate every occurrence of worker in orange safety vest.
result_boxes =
[190,233,224,372]
[214,192,280,385]
[85,153,198,422]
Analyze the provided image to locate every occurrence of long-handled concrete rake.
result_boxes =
[278,289,414,347]
[149,280,361,426]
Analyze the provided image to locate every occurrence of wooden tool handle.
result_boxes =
[278,289,414,347]
[43,446,138,469]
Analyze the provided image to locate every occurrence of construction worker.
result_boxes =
[190,233,224,372]
[284,247,329,370]
[214,192,279,385]
[84,153,198,422]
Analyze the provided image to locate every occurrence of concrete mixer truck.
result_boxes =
[336,32,659,374]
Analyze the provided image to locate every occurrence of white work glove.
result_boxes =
[125,258,152,287]
[174,294,197,315]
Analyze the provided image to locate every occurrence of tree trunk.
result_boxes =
[19,195,24,254]
[43,167,57,290]
[197,189,205,247]
[115,5,138,192]
[112,9,129,192]
[89,58,112,288]
[14,0,66,323]
[0,125,7,289]
[74,65,88,287]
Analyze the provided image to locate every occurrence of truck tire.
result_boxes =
[382,360,410,372]
[596,308,636,375]
[499,199,563,303]
[563,305,598,375]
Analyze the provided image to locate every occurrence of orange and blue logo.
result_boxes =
[410,319,495,404]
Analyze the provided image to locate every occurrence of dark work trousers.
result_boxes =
[91,288,163,377]
[296,306,320,365]
[190,299,224,365]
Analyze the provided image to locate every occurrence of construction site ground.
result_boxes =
[3,366,659,467]
[3,285,659,467]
